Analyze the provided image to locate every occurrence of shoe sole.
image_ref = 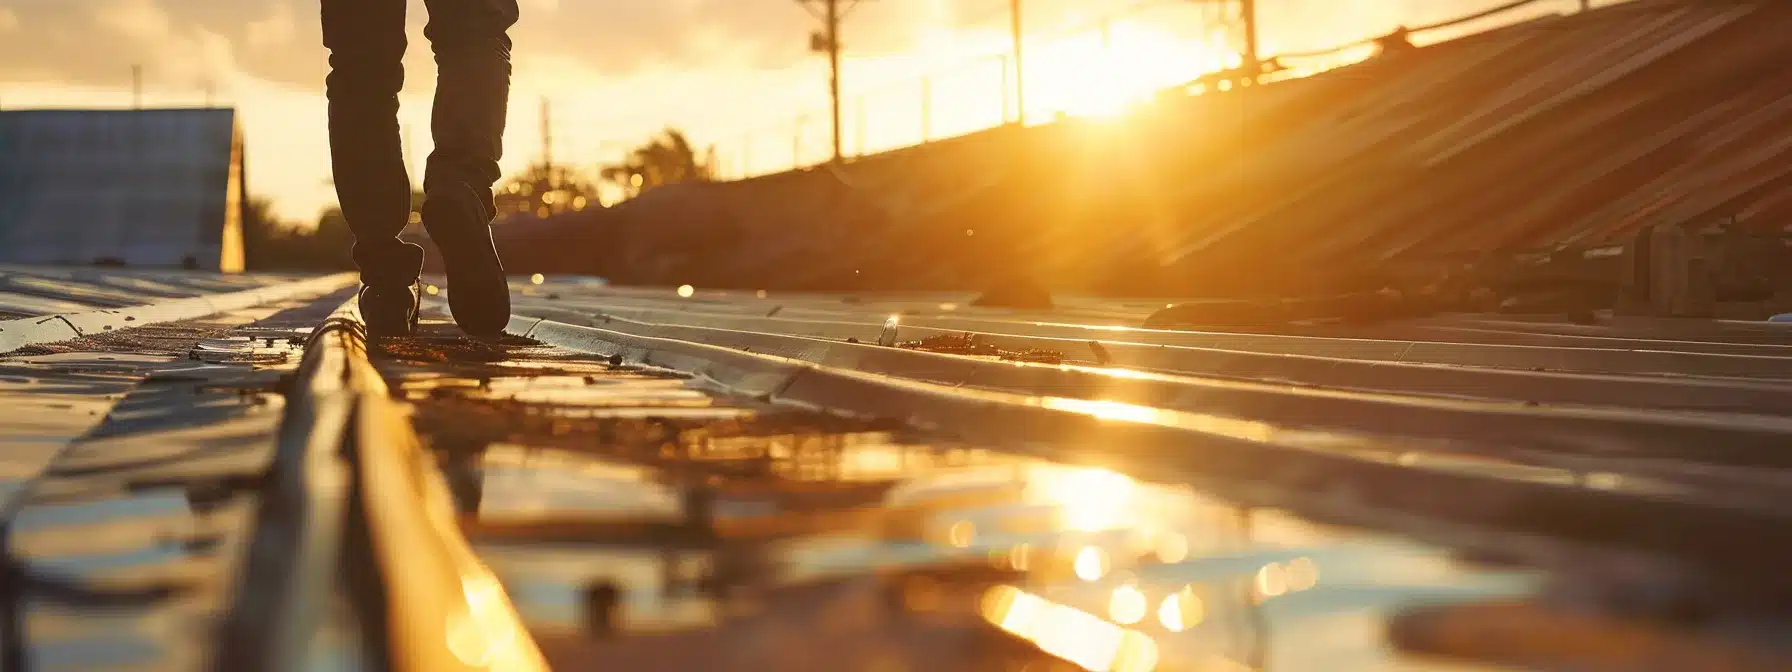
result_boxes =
[441,248,509,337]
[362,285,422,338]
[427,185,511,338]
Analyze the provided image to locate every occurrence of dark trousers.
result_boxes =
[321,0,518,287]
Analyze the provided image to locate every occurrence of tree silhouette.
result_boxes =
[601,129,717,201]
[239,196,354,271]
[495,163,602,220]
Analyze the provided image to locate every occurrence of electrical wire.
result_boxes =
[1275,0,1552,60]
[593,0,1564,178]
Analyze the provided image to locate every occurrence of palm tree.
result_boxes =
[601,129,717,201]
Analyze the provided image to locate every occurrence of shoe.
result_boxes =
[422,183,511,339]
[360,281,421,337]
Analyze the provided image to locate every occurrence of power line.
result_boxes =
[592,0,1553,183]
[569,0,1151,169]
[1411,0,1549,32]
[1272,0,1551,61]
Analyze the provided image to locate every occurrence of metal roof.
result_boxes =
[1143,0,1792,292]
[0,108,245,272]
[496,0,1792,296]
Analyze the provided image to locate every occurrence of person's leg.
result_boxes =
[421,0,519,337]
[322,0,424,334]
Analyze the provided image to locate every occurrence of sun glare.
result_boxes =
[1031,21,1237,119]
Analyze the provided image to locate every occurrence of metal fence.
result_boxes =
[678,0,1594,180]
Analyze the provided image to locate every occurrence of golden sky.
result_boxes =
[0,0,1599,223]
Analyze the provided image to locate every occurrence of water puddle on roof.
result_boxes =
[445,419,1538,670]
[378,324,1544,670]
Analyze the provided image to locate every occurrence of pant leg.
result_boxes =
[421,0,520,219]
[322,0,422,286]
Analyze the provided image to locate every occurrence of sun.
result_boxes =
[1029,20,1237,119]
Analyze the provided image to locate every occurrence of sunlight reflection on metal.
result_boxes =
[948,520,976,548]
[1256,562,1290,599]
[1009,544,1032,571]
[1154,533,1188,563]
[1585,472,1624,490]
[1109,584,1148,625]
[446,571,532,669]
[878,315,901,347]
[1028,467,1137,532]
[1075,546,1111,581]
[1157,587,1203,633]
[980,585,1160,672]
[1039,396,1281,444]
[1056,364,1161,381]
[1286,557,1320,592]
[1028,321,1142,333]
[1041,397,1161,423]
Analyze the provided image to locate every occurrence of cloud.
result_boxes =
[0,0,315,89]
[96,0,171,39]
[243,2,298,47]
[0,0,958,91]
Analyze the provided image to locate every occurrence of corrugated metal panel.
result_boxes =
[492,0,1792,296]
[1162,0,1792,285]
[0,108,245,271]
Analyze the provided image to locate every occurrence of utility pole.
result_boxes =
[539,97,553,168]
[825,0,842,163]
[1240,0,1260,78]
[798,0,868,164]
[1010,0,1025,124]
[540,97,559,190]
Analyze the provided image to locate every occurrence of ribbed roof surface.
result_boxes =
[498,0,1792,296]
[1146,0,1792,294]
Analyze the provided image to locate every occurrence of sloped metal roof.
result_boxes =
[496,0,1792,296]
[1152,0,1792,289]
[0,108,245,271]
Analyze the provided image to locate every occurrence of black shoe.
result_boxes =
[423,183,510,339]
[360,281,421,337]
